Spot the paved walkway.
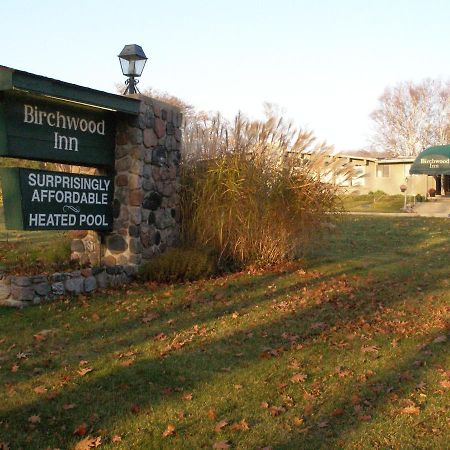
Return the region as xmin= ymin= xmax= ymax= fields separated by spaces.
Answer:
xmin=345 ymin=212 xmax=418 ymax=217
xmin=346 ymin=198 xmax=450 ymax=218
xmin=413 ymin=197 xmax=450 ymax=217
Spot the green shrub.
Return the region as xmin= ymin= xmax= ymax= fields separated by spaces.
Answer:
xmin=139 ymin=247 xmax=217 ymax=283
xmin=415 ymin=194 xmax=425 ymax=202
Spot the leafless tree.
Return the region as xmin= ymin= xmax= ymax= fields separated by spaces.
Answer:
xmin=370 ymin=79 xmax=450 ymax=157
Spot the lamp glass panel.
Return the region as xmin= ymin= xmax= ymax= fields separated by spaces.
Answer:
xmin=119 ymin=57 xmax=130 ymax=76
xmin=119 ymin=57 xmax=146 ymax=76
xmin=132 ymin=59 xmax=146 ymax=76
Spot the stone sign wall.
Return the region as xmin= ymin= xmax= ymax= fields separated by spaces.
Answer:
xmin=71 ymin=95 xmax=182 ymax=267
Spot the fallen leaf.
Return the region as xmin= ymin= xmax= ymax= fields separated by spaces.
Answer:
xmin=34 ymin=385 xmax=47 ymax=394
xmin=401 ymin=406 xmax=420 ymax=415
xmin=74 ymin=436 xmax=102 ymax=450
xmin=79 ymin=360 xmax=89 ymax=366
xmin=142 ymin=312 xmax=159 ymax=323
xmin=11 ymin=363 xmax=19 ymax=372
xmin=73 ymin=422 xmax=88 ymax=436
xmin=78 ymin=367 xmax=94 ymax=377
xmin=111 ymin=435 xmax=122 ymax=443
xmin=153 ymin=333 xmax=166 ymax=341
xmin=28 ymin=415 xmax=41 ymax=424
xmin=46 ymin=391 xmax=58 ymax=401
xmin=230 ymin=419 xmax=250 ymax=431
xmin=213 ymin=441 xmax=231 ymax=449
xmin=292 ymin=417 xmax=304 ymax=427
xmin=361 ymin=345 xmax=379 ymax=354
xmin=400 ymin=372 xmax=414 ymax=382
xmin=440 ymin=380 xmax=450 ymax=389
xmin=91 ymin=313 xmax=100 ymax=321
xmin=208 ymin=408 xmax=217 ymax=420
xmin=63 ymin=403 xmax=77 ymax=410
xmin=119 ymin=359 xmax=134 ymax=367
xmin=260 ymin=401 xmax=269 ymax=409
xmin=162 ymin=424 xmax=176 ymax=437
xmin=331 ymin=408 xmax=344 ymax=417
xmin=318 ymin=420 xmax=329 ymax=428
xmin=433 ymin=335 xmax=447 ymax=344
xmin=182 ymin=392 xmax=193 ymax=401
xmin=269 ymin=406 xmax=285 ymax=416
xmin=215 ymin=419 xmax=229 ymax=432
xmin=290 ymin=373 xmax=307 ymax=383
xmin=33 ymin=334 xmax=46 ymax=342
xmin=358 ymin=415 xmax=372 ymax=421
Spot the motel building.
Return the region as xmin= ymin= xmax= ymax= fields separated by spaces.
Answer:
xmin=303 ymin=145 xmax=450 ymax=199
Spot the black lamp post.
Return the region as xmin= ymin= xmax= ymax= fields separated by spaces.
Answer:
xmin=118 ymin=44 xmax=148 ymax=95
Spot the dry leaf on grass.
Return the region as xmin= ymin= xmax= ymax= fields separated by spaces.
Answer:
xmin=28 ymin=415 xmax=41 ymax=424
xmin=63 ymin=403 xmax=77 ymax=410
xmin=142 ymin=312 xmax=159 ymax=323
xmin=78 ymin=367 xmax=94 ymax=377
xmin=73 ymin=422 xmax=88 ymax=436
xmin=111 ymin=435 xmax=122 ymax=442
xmin=213 ymin=441 xmax=231 ymax=449
xmin=433 ymin=335 xmax=447 ymax=344
xmin=401 ymin=406 xmax=420 ymax=415
xmin=153 ymin=333 xmax=166 ymax=341
xmin=130 ymin=404 xmax=141 ymax=414
xmin=331 ymin=408 xmax=344 ymax=417
xmin=34 ymin=385 xmax=47 ymax=394
xmin=214 ymin=420 xmax=229 ymax=432
xmin=229 ymin=419 xmax=250 ymax=431
xmin=119 ymin=359 xmax=134 ymax=367
xmin=358 ymin=415 xmax=372 ymax=421
xmin=162 ymin=424 xmax=176 ymax=437
xmin=361 ymin=345 xmax=379 ymax=354
xmin=292 ymin=417 xmax=304 ymax=427
xmin=269 ymin=406 xmax=285 ymax=417
xmin=182 ymin=392 xmax=193 ymax=401
xmin=290 ymin=373 xmax=307 ymax=383
xmin=73 ymin=436 xmax=101 ymax=450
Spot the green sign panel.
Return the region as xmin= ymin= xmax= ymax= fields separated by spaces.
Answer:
xmin=0 ymin=168 xmax=113 ymax=231
xmin=410 ymin=145 xmax=450 ymax=175
xmin=0 ymin=91 xmax=116 ymax=167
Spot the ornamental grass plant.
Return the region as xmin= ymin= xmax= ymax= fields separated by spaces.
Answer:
xmin=180 ymin=107 xmax=351 ymax=268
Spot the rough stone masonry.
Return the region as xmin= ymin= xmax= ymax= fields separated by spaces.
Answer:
xmin=71 ymin=95 xmax=182 ymax=267
xmin=0 ymin=95 xmax=182 ymax=307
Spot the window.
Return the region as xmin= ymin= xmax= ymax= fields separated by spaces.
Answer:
xmin=377 ymin=165 xmax=390 ymax=177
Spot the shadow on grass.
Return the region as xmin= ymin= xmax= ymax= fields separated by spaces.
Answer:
xmin=0 ymin=217 xmax=449 ymax=448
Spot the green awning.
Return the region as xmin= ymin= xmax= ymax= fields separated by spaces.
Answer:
xmin=410 ymin=145 xmax=450 ymax=175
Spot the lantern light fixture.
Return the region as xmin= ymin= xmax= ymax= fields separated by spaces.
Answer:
xmin=118 ymin=44 xmax=148 ymax=95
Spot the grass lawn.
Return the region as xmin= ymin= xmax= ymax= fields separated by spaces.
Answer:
xmin=0 ymin=216 xmax=449 ymax=449
xmin=342 ymin=193 xmax=406 ymax=213
xmin=0 ymin=207 xmax=71 ymax=274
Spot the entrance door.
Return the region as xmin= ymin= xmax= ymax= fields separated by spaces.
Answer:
xmin=444 ymin=175 xmax=450 ymax=196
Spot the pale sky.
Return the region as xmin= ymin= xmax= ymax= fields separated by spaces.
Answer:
xmin=2 ymin=0 xmax=450 ymax=151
